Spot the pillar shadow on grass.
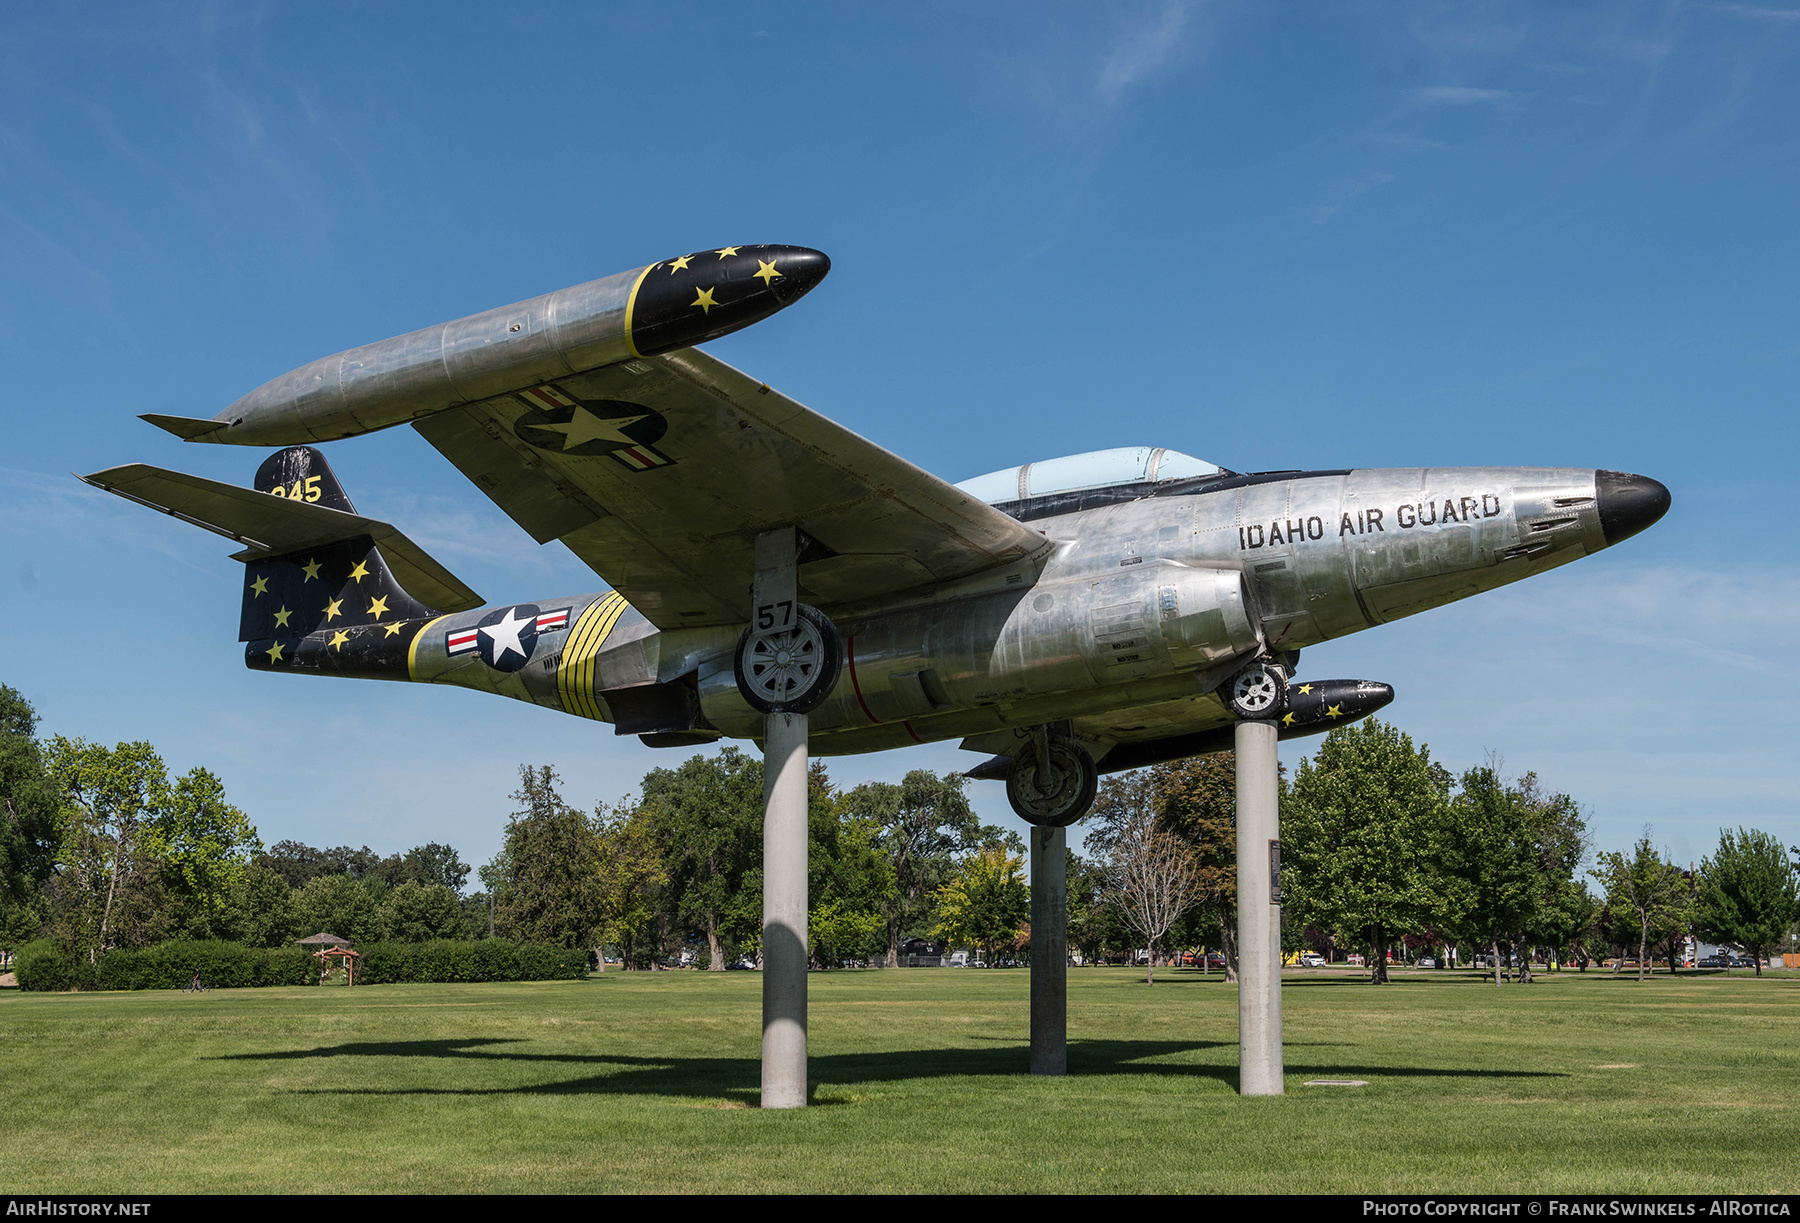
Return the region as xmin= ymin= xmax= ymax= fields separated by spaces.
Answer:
xmin=219 ymin=1038 xmax=1565 ymax=1102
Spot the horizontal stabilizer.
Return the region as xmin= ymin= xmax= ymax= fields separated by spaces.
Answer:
xmin=79 ymin=463 xmax=484 ymax=613
xmin=140 ymin=413 xmax=227 ymax=441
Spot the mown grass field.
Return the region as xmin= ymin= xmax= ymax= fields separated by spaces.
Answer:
xmin=3 ymin=966 xmax=1795 ymax=1194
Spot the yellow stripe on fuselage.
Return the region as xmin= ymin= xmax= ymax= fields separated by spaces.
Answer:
xmin=622 ymin=264 xmax=655 ymax=359
xmin=555 ymin=593 xmax=630 ymax=720
xmin=407 ymin=616 xmax=447 ymax=682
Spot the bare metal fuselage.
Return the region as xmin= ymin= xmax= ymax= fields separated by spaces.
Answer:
xmin=404 ymin=464 xmax=1620 ymax=763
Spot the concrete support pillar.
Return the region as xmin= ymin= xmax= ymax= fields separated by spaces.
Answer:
xmin=761 ymin=709 xmax=809 ymax=1109
xmin=1235 ymin=718 xmax=1283 ymax=1096
xmin=754 ymin=526 xmax=809 ymax=1110
xmin=1029 ymin=824 xmax=1067 ymax=1076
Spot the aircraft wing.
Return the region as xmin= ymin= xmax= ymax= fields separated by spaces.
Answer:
xmin=414 ymin=347 xmax=1049 ymax=628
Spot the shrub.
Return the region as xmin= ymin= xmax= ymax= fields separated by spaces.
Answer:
xmin=15 ymin=940 xmax=94 ymax=992
xmin=96 ymin=940 xmax=265 ymax=990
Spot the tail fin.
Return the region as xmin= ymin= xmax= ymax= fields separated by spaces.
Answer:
xmin=238 ymin=446 xmax=435 ymax=641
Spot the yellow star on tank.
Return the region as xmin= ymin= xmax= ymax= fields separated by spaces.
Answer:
xmin=273 ymin=605 xmax=293 ymax=628
xmin=301 ymin=558 xmax=323 ymax=581
xmin=367 ymin=596 xmax=389 ymax=619
xmin=250 ymin=575 xmax=269 ymax=597
xmin=329 ymin=630 xmax=349 ymax=651
xmin=348 ymin=561 xmax=369 ymax=584
xmin=1325 ymin=703 xmax=1343 ymax=719
xmin=324 ymin=597 xmax=344 ymax=621
xmin=691 ymin=287 xmax=719 ymax=314
xmin=382 ymin=621 xmax=404 ymax=637
xmin=265 ymin=641 xmax=285 ymax=662
xmin=1282 ymin=712 xmax=1296 ymax=727
xmin=668 ymin=254 xmax=693 ymax=273
xmin=754 ymin=259 xmax=782 ymax=285
xmin=713 ymin=246 xmax=740 ymax=259
xmin=1297 ymin=684 xmax=1313 ymax=695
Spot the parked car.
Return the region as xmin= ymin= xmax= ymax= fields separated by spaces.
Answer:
xmin=1299 ymin=953 xmax=1327 ymax=968
xmin=1416 ymin=957 xmax=1437 ymax=969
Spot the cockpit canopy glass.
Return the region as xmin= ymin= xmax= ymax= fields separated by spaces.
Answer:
xmin=954 ymin=447 xmax=1226 ymax=506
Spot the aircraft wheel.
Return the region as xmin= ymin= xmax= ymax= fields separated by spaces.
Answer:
xmin=1006 ymin=735 xmax=1098 ymax=827
xmin=1224 ymin=660 xmax=1289 ymax=721
xmin=734 ymin=603 xmax=842 ymax=715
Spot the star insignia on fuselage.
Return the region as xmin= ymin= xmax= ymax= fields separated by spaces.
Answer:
xmin=348 ymin=561 xmax=369 ymax=583
xmin=273 ymin=605 xmax=292 ymax=628
xmin=250 ymin=575 xmax=269 ymax=597
xmin=692 ymin=287 xmax=719 ymax=314
xmin=714 ymin=246 xmax=740 ymax=259
xmin=368 ymin=596 xmax=389 ymax=619
xmin=324 ymin=597 xmax=343 ymax=621
xmin=328 ymin=629 xmax=349 ymax=651
xmin=754 ymin=259 xmax=781 ymax=285
xmin=668 ymin=254 xmax=693 ymax=273
xmin=479 ymin=607 xmax=533 ymax=664
xmin=301 ymin=558 xmax=322 ymax=581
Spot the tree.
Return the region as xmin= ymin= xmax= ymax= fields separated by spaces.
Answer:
xmin=0 ymin=687 xmax=59 ymax=949
xmin=45 ymin=738 xmax=171 ymax=960
xmin=640 ymin=748 xmax=762 ymax=970
xmin=494 ymin=766 xmax=600 ymax=949
xmin=1697 ymin=828 xmax=1798 ymax=977
xmin=840 ymin=770 xmax=977 ymax=967
xmin=404 ymin=843 xmax=471 ymax=894
xmin=1593 ymin=831 xmax=1691 ymax=982
xmin=933 ymin=845 xmax=1028 ymax=967
xmin=152 ymin=766 xmax=262 ymax=938
xmin=1106 ymin=791 xmax=1203 ymax=984
xmin=1152 ymin=756 xmax=1241 ymax=981
xmin=382 ymin=880 xmax=472 ymax=942
xmin=1282 ymin=719 xmax=1451 ymax=984
xmin=292 ymin=873 xmax=382 ymax=946
xmin=225 ymin=863 xmax=297 ymax=948
xmin=1447 ymin=766 xmax=1542 ymax=986
xmin=593 ymin=801 xmax=666 ymax=969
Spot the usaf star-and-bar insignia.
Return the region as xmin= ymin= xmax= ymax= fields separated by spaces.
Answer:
xmin=511 ymin=384 xmax=676 ymax=472
xmin=447 ymin=605 xmax=570 ymax=672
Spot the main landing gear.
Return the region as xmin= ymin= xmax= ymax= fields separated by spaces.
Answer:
xmin=1005 ymin=722 xmax=1099 ymax=828
xmin=734 ymin=602 xmax=841 ymax=714
xmin=1223 ymin=658 xmax=1290 ymax=721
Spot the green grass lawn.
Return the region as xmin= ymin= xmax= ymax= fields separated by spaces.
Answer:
xmin=3 ymin=966 xmax=1795 ymax=1194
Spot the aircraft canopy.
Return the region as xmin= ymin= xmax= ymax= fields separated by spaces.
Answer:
xmin=954 ymin=447 xmax=1225 ymax=506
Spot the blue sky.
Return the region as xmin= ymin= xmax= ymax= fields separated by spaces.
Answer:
xmin=2 ymin=2 xmax=1794 ymax=872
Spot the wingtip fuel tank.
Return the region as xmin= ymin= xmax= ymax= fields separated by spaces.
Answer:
xmin=157 ymin=244 xmax=829 ymax=448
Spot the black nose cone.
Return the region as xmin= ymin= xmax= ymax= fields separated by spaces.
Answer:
xmin=766 ymin=246 xmax=829 ymax=305
xmin=1596 ymin=471 xmax=1672 ymax=546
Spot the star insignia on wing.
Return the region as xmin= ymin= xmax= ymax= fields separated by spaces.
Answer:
xmin=668 ymin=254 xmax=693 ymax=273
xmin=535 ymin=407 xmax=650 ymax=449
xmin=323 ymin=597 xmax=343 ymax=621
xmin=754 ymin=259 xmax=781 ymax=285
xmin=250 ymin=575 xmax=269 ymax=597
xmin=328 ymin=630 xmax=349 ymax=651
xmin=367 ymin=596 xmax=389 ymax=620
xmin=713 ymin=246 xmax=740 ymax=259
xmin=265 ymin=641 xmax=285 ymax=663
xmin=348 ymin=561 xmax=369 ymax=584
xmin=301 ymin=558 xmax=322 ymax=581
xmin=691 ymin=287 xmax=719 ymax=314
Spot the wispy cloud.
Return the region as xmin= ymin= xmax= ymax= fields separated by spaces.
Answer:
xmin=1367 ymin=131 xmax=1448 ymax=152
xmin=1097 ymin=1 xmax=1195 ymax=104
xmin=1311 ymin=170 xmax=1396 ymax=225
xmin=1711 ymin=3 xmax=1800 ymax=21
xmin=1412 ymin=85 xmax=1523 ymax=107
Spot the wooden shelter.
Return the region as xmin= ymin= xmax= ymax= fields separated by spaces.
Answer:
xmin=297 ymin=932 xmax=359 ymax=985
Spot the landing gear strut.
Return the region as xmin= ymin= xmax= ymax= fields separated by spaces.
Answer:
xmin=1005 ymin=724 xmax=1098 ymax=827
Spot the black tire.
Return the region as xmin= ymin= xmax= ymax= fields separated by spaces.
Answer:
xmin=1006 ymin=736 xmax=1099 ymax=827
xmin=1225 ymin=661 xmax=1289 ymax=720
xmin=734 ymin=603 xmax=843 ymax=715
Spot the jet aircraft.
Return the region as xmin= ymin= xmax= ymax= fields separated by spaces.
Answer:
xmin=83 ymin=244 xmax=1671 ymax=827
